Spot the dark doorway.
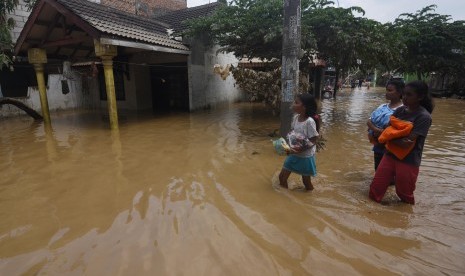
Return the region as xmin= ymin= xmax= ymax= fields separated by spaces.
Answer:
xmin=0 ymin=64 xmax=41 ymax=98
xmin=98 ymin=58 xmax=128 ymax=101
xmin=150 ymin=63 xmax=189 ymax=112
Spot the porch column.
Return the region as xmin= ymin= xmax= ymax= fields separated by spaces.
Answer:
xmin=94 ymin=40 xmax=118 ymax=130
xmin=28 ymin=48 xmax=50 ymax=125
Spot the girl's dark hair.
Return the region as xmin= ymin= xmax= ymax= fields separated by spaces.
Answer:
xmin=405 ymin=80 xmax=435 ymax=113
xmin=297 ymin=93 xmax=321 ymax=132
xmin=386 ymin=79 xmax=405 ymax=95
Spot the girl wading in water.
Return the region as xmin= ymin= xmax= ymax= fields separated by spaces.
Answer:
xmin=369 ymin=81 xmax=434 ymax=204
xmin=279 ymin=94 xmax=320 ymax=191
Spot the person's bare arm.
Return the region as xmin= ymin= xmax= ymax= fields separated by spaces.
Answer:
xmin=287 ymin=136 xmax=318 ymax=154
xmin=367 ymin=120 xmax=383 ymax=136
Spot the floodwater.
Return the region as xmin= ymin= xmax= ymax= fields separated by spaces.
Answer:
xmin=1 ymin=87 xmax=464 ymax=275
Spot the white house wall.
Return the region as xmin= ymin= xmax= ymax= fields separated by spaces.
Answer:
xmin=2 ymin=1 xmax=103 ymax=118
xmin=188 ymin=44 xmax=242 ymax=111
xmin=0 ymin=73 xmax=101 ymax=118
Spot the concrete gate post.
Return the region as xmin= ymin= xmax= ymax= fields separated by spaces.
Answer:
xmin=280 ymin=0 xmax=301 ymax=137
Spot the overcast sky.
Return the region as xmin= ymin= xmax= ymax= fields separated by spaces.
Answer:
xmin=186 ymin=0 xmax=464 ymax=23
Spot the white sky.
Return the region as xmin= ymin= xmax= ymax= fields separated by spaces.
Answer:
xmin=186 ymin=0 xmax=465 ymax=23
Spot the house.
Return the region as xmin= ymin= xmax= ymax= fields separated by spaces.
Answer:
xmin=1 ymin=0 xmax=241 ymax=129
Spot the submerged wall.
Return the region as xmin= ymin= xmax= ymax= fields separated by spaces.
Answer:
xmin=1 ymin=1 xmax=102 ymax=118
xmin=188 ymin=41 xmax=243 ymax=111
xmin=1 ymin=46 xmax=243 ymax=118
xmin=3 ymin=1 xmax=242 ymax=118
xmin=0 ymin=72 xmax=100 ymax=118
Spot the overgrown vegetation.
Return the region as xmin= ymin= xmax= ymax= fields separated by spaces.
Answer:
xmin=394 ymin=5 xmax=465 ymax=80
xmin=0 ymin=0 xmax=35 ymax=70
xmin=231 ymin=66 xmax=309 ymax=113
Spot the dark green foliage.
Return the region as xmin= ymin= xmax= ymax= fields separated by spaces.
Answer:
xmin=394 ymin=5 xmax=465 ymax=80
xmin=1 ymin=0 xmax=17 ymax=69
xmin=1 ymin=0 xmax=36 ymax=70
xmin=185 ymin=0 xmax=285 ymax=61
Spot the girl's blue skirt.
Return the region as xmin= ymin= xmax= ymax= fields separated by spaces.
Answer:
xmin=283 ymin=155 xmax=317 ymax=176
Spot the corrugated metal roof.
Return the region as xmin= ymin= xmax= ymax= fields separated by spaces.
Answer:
xmin=57 ymin=0 xmax=189 ymax=51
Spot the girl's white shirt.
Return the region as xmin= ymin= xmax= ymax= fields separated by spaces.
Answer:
xmin=291 ymin=114 xmax=319 ymax=157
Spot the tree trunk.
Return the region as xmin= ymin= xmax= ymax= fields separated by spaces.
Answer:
xmin=0 ymin=98 xmax=43 ymax=120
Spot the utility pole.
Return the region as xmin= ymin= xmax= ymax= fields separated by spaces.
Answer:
xmin=280 ymin=0 xmax=301 ymax=137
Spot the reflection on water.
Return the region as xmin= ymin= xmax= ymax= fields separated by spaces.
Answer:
xmin=1 ymin=88 xmax=464 ymax=275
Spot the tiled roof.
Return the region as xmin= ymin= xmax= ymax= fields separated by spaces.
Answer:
xmin=57 ymin=0 xmax=189 ymax=51
xmin=156 ymin=2 xmax=220 ymax=33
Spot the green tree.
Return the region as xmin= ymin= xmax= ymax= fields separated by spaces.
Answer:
xmin=394 ymin=5 xmax=465 ymax=80
xmin=444 ymin=20 xmax=465 ymax=90
xmin=303 ymin=4 xmax=404 ymax=97
xmin=0 ymin=0 xmax=17 ymax=69
xmin=186 ymin=0 xmax=285 ymax=61
xmin=303 ymin=4 xmax=366 ymax=97
xmin=372 ymin=22 xmax=406 ymax=73
xmin=0 ymin=0 xmax=35 ymax=70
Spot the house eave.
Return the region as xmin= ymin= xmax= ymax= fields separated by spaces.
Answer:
xmin=99 ymin=38 xmax=190 ymax=55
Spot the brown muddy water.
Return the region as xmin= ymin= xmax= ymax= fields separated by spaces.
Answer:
xmin=1 ymin=87 xmax=464 ymax=275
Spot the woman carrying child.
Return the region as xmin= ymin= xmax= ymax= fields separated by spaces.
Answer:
xmin=369 ymin=81 xmax=434 ymax=204
xmin=279 ymin=94 xmax=320 ymax=191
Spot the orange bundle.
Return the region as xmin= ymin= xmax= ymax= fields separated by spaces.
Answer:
xmin=378 ymin=116 xmax=416 ymax=160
